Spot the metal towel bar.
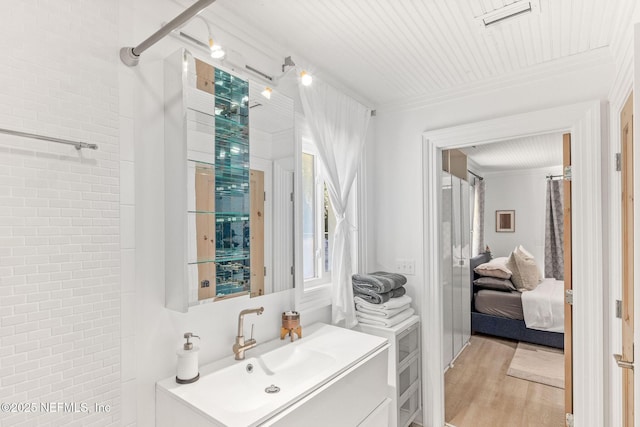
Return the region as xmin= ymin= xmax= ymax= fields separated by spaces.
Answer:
xmin=0 ymin=127 xmax=98 ymax=151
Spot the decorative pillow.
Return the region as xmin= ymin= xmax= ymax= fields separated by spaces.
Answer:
xmin=516 ymin=245 xmax=534 ymax=259
xmin=473 ymin=277 xmax=516 ymax=292
xmin=506 ymin=250 xmax=540 ymax=291
xmin=514 ymin=245 xmax=543 ymax=283
xmin=474 ymin=260 xmax=512 ymax=279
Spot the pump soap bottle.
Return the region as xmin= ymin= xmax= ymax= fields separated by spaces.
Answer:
xmin=176 ymin=332 xmax=200 ymax=384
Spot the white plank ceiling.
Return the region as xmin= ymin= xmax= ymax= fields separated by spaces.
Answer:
xmin=460 ymin=132 xmax=564 ymax=172
xmin=208 ymin=0 xmax=635 ymax=107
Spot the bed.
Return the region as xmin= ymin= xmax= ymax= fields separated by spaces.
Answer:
xmin=470 ymin=252 xmax=564 ymax=349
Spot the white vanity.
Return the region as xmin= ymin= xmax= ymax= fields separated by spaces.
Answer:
xmin=156 ymin=323 xmax=390 ymax=427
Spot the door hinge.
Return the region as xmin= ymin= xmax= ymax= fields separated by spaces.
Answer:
xmin=565 ymin=289 xmax=573 ymax=305
xmin=566 ymin=413 xmax=574 ymax=427
xmin=614 ymin=353 xmax=634 ymax=370
xmin=615 ymin=153 xmax=622 ymax=172
xmin=264 ymin=191 xmax=267 ymax=201
xmin=564 ymin=165 xmax=572 ymax=181
xmin=264 ymin=266 xmax=267 ymax=276
xmin=290 ymin=266 xmax=294 ymax=275
xmin=616 ymin=299 xmax=623 ymax=318
xmin=290 ymin=192 xmax=294 ymax=202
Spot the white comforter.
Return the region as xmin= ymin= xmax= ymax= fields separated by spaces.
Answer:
xmin=521 ymin=278 xmax=565 ymax=333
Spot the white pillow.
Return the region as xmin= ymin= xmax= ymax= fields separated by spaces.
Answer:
xmin=474 ymin=259 xmax=512 ymax=279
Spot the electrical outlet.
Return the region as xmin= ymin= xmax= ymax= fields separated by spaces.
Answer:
xmin=404 ymin=259 xmax=415 ymax=275
xmin=395 ymin=259 xmax=416 ymax=276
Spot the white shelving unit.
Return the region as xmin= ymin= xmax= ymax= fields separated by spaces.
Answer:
xmin=355 ymin=315 xmax=421 ymax=427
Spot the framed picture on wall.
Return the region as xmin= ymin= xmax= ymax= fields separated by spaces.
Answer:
xmin=496 ymin=210 xmax=515 ymax=232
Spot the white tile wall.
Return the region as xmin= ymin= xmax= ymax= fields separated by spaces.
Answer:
xmin=0 ymin=1 xmax=120 ymax=426
xmin=118 ymin=1 xmax=137 ymax=424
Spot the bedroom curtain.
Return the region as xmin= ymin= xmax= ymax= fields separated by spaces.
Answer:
xmin=544 ymin=179 xmax=564 ymax=280
xmin=472 ymin=179 xmax=485 ymax=256
xmin=299 ymin=78 xmax=372 ymax=328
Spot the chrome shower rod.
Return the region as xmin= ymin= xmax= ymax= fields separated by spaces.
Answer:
xmin=120 ymin=0 xmax=217 ymax=67
xmin=0 ymin=127 xmax=98 ymax=150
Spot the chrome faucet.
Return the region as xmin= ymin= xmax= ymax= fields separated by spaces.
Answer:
xmin=233 ymin=307 xmax=264 ymax=360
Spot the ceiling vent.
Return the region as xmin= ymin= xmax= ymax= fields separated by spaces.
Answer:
xmin=477 ymin=0 xmax=540 ymax=28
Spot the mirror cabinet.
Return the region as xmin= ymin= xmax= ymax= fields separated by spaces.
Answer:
xmin=164 ymin=49 xmax=295 ymax=312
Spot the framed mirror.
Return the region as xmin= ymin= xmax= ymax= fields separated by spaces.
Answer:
xmin=165 ymin=49 xmax=296 ymax=312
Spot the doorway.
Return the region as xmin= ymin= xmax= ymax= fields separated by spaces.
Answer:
xmin=441 ymin=133 xmax=570 ymax=426
xmin=421 ymin=102 xmax=606 ymax=427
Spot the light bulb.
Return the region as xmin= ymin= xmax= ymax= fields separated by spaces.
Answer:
xmin=209 ymin=38 xmax=225 ymax=59
xmin=300 ymin=70 xmax=313 ymax=86
xmin=210 ymin=46 xmax=225 ymax=59
xmin=211 ymin=49 xmax=225 ymax=59
xmin=261 ymin=87 xmax=272 ymax=99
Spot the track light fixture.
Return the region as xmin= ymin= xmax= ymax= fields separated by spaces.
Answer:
xmin=282 ymin=56 xmax=296 ymax=73
xmin=282 ymin=56 xmax=313 ymax=86
xmin=261 ymin=87 xmax=272 ymax=99
xmin=198 ymin=16 xmax=225 ymax=59
xmin=169 ymin=17 xmax=225 ymax=61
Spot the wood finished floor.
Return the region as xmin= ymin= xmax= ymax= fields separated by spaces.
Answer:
xmin=444 ymin=335 xmax=564 ymax=427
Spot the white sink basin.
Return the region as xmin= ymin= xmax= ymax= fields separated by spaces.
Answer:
xmin=258 ymin=345 xmax=336 ymax=381
xmin=156 ymin=323 xmax=388 ymax=427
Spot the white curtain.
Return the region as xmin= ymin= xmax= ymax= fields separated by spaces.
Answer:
xmin=299 ymin=80 xmax=371 ymax=328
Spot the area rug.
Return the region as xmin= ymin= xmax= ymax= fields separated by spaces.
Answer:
xmin=507 ymin=342 xmax=564 ymax=389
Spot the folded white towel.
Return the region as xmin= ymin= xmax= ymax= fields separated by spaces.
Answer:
xmin=355 ymin=303 xmax=410 ymax=318
xmin=354 ymin=294 xmax=412 ymax=310
xmin=356 ymin=308 xmax=415 ymax=327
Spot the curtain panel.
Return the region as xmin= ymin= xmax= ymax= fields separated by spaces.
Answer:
xmin=472 ymin=179 xmax=485 ymax=256
xmin=299 ymin=79 xmax=371 ymax=327
xmin=544 ymin=179 xmax=564 ymax=280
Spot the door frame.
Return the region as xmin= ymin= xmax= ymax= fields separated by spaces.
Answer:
xmin=621 ymin=91 xmax=635 ymax=427
xmin=627 ymin=24 xmax=640 ymax=426
xmin=563 ymin=133 xmax=573 ymax=415
xmin=421 ymin=101 xmax=605 ymax=427
xmin=634 ymin=25 xmax=640 ymax=421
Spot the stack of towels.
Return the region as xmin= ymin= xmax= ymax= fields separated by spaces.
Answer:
xmin=352 ymin=271 xmax=415 ymax=327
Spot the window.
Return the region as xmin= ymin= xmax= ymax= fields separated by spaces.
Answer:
xmin=301 ymin=149 xmax=335 ymax=288
xmin=296 ymin=117 xmax=363 ymax=312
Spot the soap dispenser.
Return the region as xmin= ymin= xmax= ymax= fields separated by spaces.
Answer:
xmin=176 ymin=332 xmax=200 ymax=384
